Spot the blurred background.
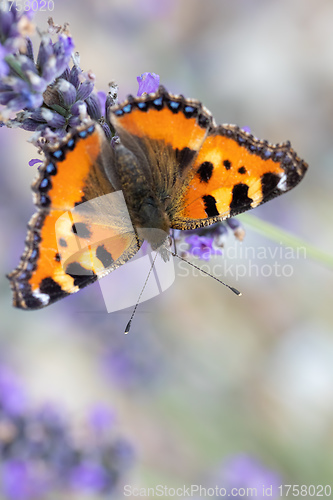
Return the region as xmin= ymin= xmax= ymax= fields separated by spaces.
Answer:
xmin=1 ymin=0 xmax=333 ymax=498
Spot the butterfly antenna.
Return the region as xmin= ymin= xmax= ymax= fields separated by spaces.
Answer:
xmin=171 ymin=229 xmax=178 ymax=255
xmin=169 ymin=250 xmax=242 ymax=297
xmin=124 ymin=251 xmax=159 ymax=334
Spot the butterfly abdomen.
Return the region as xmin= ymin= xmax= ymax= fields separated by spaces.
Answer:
xmin=113 ymin=143 xmax=171 ymax=246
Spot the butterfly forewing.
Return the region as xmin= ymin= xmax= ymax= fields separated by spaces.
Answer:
xmin=8 ymin=123 xmax=140 ymax=309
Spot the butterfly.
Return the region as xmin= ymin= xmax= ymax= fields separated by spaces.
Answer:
xmin=8 ymin=86 xmax=308 ymax=309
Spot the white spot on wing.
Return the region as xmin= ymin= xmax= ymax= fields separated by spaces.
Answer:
xmin=277 ymin=174 xmax=288 ymax=191
xmin=33 ymin=289 xmax=50 ymax=306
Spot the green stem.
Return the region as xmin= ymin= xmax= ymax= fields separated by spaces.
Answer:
xmin=5 ymin=54 xmax=27 ymax=81
xmin=239 ymin=213 xmax=333 ymax=269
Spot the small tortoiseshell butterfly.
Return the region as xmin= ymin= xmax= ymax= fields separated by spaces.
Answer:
xmin=8 ymin=86 xmax=308 ymax=309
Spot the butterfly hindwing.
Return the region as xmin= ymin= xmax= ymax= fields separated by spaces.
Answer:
xmin=173 ymin=125 xmax=308 ymax=229
xmin=8 ymin=123 xmax=140 ymax=309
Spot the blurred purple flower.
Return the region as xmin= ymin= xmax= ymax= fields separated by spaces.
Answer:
xmin=97 ymin=90 xmax=107 ymax=112
xmin=0 ymin=366 xmax=27 ymax=416
xmin=137 ymin=72 xmax=160 ymax=96
xmin=0 ymin=5 xmax=34 ymax=54
xmin=0 ymin=43 xmax=9 ymax=77
xmin=71 ymin=462 xmax=108 ymax=492
xmin=185 ymin=234 xmax=223 ymax=261
xmin=0 ymin=364 xmax=134 ymax=497
xmin=174 ymin=220 xmax=245 ymax=261
xmin=89 ymin=404 xmax=115 ymax=434
xmin=219 ymin=454 xmax=282 ymax=499
xmin=103 ymin=329 xmax=164 ymax=390
xmin=1 ymin=460 xmax=48 ymax=500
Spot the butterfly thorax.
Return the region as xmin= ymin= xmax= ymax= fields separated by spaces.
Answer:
xmin=112 ymin=143 xmax=171 ymax=250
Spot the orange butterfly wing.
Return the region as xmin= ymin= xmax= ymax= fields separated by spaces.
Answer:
xmin=8 ymin=123 xmax=140 ymax=309
xmin=173 ymin=125 xmax=308 ymax=229
xmin=110 ymin=86 xmax=308 ymax=231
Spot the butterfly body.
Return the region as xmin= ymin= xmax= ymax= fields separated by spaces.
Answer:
xmin=111 ymin=143 xmax=171 ymax=249
xmin=8 ymin=86 xmax=308 ymax=309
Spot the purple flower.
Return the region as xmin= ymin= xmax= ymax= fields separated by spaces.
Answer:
xmin=218 ymin=454 xmax=282 ymax=499
xmin=103 ymin=329 xmax=164 ymax=390
xmin=0 ymin=364 xmax=134 ymax=497
xmin=1 ymin=460 xmax=48 ymax=500
xmin=0 ymin=43 xmax=9 ymax=77
xmin=0 ymin=5 xmax=34 ymax=55
xmin=0 ymin=366 xmax=27 ymax=415
xmin=185 ymin=234 xmax=223 ymax=261
xmin=89 ymin=404 xmax=115 ymax=434
xmin=0 ymin=33 xmax=74 ymax=112
xmin=137 ymin=72 xmax=160 ymax=96
xmin=97 ymin=90 xmax=107 ymax=113
xmin=70 ymin=463 xmax=109 ymax=492
xmin=174 ymin=220 xmax=245 ymax=261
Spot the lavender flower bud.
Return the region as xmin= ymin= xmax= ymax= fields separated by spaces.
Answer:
xmin=76 ymin=80 xmax=94 ymax=101
xmin=56 ymin=78 xmax=77 ymax=108
xmin=86 ymin=93 xmax=102 ymax=120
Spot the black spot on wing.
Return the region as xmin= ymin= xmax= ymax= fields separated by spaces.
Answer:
xmin=261 ymin=172 xmax=281 ymax=198
xmin=202 ymin=195 xmax=219 ymax=217
xmin=175 ymin=147 xmax=196 ymax=173
xmin=65 ymin=262 xmax=97 ymax=288
xmin=230 ymin=183 xmax=253 ymax=213
xmin=71 ymin=222 xmax=92 ymax=239
xmin=238 ymin=166 xmax=246 ymax=174
xmin=55 ymin=253 xmax=61 ymax=262
xmin=59 ymin=238 xmax=67 ymax=248
xmin=39 ymin=277 xmax=68 ymax=300
xmin=24 ymin=295 xmax=44 ymax=309
xmin=197 ymin=161 xmax=214 ymax=183
xmin=96 ymin=245 xmax=114 ymax=268
xmin=223 ymin=159 xmax=231 ymax=170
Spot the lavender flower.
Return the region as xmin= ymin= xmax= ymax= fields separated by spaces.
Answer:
xmin=0 ymin=365 xmax=133 ymax=498
xmin=0 ymin=5 xmax=113 ymax=143
xmin=0 ymin=6 xmax=34 ymax=55
xmin=0 ymin=43 xmax=9 ymax=77
xmin=0 ymin=29 xmax=74 ymax=112
xmin=137 ymin=72 xmax=160 ymax=96
xmin=103 ymin=330 xmax=165 ymax=390
xmin=185 ymin=234 xmax=223 ymax=261
xmin=217 ymin=454 xmax=282 ymax=499
xmin=174 ymin=220 xmax=245 ymax=261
